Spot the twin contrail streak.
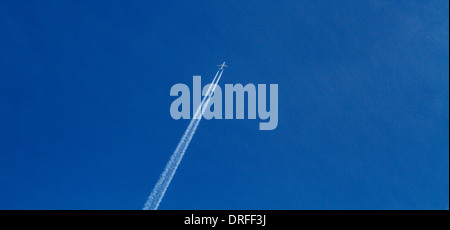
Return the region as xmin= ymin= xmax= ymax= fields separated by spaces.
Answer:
xmin=143 ymin=66 xmax=224 ymax=210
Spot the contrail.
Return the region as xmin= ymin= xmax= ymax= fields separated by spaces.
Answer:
xmin=143 ymin=66 xmax=225 ymax=210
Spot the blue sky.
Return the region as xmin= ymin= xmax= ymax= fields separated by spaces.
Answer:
xmin=0 ymin=1 xmax=448 ymax=209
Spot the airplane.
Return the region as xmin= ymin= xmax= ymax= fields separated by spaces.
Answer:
xmin=217 ymin=62 xmax=228 ymax=70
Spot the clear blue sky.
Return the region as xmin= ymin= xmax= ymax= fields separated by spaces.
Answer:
xmin=0 ymin=1 xmax=448 ymax=210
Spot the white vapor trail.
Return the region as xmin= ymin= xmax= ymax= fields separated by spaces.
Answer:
xmin=143 ymin=67 xmax=224 ymax=210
